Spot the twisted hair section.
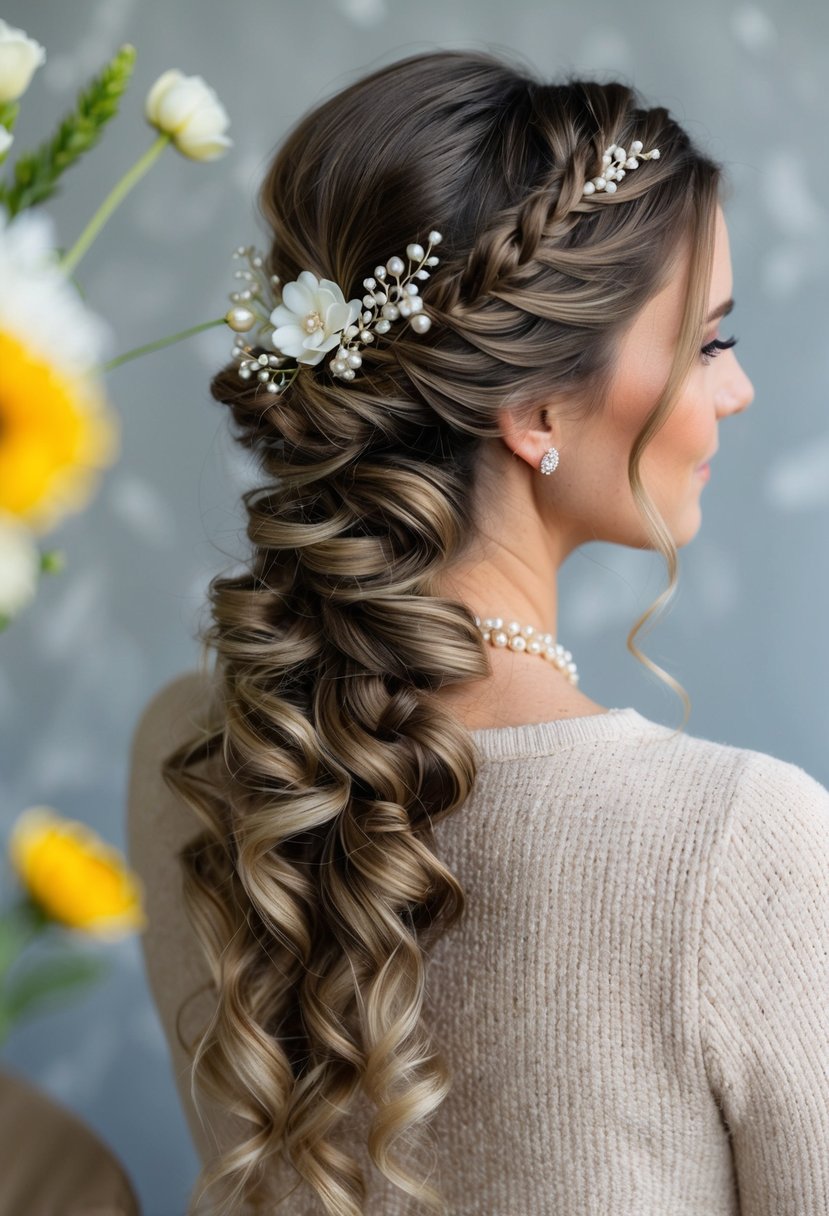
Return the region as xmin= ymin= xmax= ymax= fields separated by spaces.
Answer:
xmin=160 ymin=48 xmax=724 ymax=1215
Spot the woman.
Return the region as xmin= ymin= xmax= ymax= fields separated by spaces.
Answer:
xmin=127 ymin=48 xmax=829 ymax=1215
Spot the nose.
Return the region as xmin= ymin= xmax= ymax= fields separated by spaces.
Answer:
xmin=715 ymin=361 xmax=754 ymax=417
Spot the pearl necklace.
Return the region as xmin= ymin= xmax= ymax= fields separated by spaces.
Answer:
xmin=474 ymin=615 xmax=579 ymax=686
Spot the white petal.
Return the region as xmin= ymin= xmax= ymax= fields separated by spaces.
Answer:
xmin=302 ymin=328 xmax=325 ymax=350
xmin=297 ymin=270 xmax=321 ymax=294
xmin=317 ymin=332 xmax=342 ymax=354
xmin=144 ymin=69 xmax=183 ymax=123
xmin=296 ymin=345 xmax=326 ymax=365
xmin=325 ymin=301 xmax=351 ymax=333
xmin=156 ymin=77 xmax=212 ymax=133
xmin=269 ymin=303 xmax=297 ymax=328
xmin=272 ymin=324 xmax=307 ymax=355
xmin=0 ymin=513 xmax=39 ymax=617
xmin=282 ymin=278 xmax=316 ymax=316
xmin=175 ymin=131 xmax=233 ymax=162
xmin=317 ymin=277 xmax=346 ymax=304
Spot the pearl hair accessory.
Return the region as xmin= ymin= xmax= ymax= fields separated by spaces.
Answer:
xmin=224 ymin=231 xmax=443 ymax=391
xmin=582 ymin=139 xmax=660 ymax=195
xmin=475 ymin=615 xmax=579 ymax=686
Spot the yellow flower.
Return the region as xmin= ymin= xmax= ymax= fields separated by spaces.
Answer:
xmin=0 ymin=330 xmax=119 ymax=532
xmin=9 ymin=806 xmax=148 ymax=940
xmin=0 ymin=207 xmax=120 ymax=534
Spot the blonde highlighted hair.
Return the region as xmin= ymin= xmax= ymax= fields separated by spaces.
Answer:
xmin=162 ymin=47 xmax=724 ymax=1215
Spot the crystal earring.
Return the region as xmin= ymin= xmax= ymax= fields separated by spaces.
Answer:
xmin=539 ymin=446 xmax=560 ymax=475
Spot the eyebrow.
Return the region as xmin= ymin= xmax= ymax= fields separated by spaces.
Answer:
xmin=707 ymin=297 xmax=734 ymax=324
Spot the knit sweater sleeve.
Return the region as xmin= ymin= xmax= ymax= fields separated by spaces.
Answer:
xmin=698 ymin=750 xmax=829 ymax=1213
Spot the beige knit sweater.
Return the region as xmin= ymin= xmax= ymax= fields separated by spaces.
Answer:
xmin=127 ymin=671 xmax=829 ymax=1214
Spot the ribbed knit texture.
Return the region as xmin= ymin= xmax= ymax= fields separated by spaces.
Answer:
xmin=127 ymin=677 xmax=829 ymax=1215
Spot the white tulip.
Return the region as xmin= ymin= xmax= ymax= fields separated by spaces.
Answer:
xmin=0 ymin=512 xmax=40 ymax=622
xmin=0 ymin=126 xmax=12 ymax=155
xmin=0 ymin=18 xmax=46 ymax=104
xmin=270 ymin=272 xmax=363 ymax=366
xmin=144 ymin=68 xmax=232 ymax=162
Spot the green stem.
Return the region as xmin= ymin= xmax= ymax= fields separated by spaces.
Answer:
xmin=0 ymin=898 xmax=48 ymax=986
xmin=98 ymin=317 xmax=228 ymax=374
xmin=58 ymin=131 xmax=172 ymax=278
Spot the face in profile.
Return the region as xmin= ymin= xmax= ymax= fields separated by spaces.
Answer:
xmin=546 ymin=203 xmax=755 ymax=552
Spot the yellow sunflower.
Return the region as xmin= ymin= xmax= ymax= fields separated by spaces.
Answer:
xmin=0 ymin=207 xmax=120 ymax=535
xmin=9 ymin=805 xmax=148 ymax=941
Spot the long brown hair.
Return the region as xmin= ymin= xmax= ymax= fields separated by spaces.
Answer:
xmin=162 ymin=47 xmax=723 ymax=1215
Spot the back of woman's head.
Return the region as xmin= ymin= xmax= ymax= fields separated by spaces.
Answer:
xmin=163 ymin=47 xmax=724 ymax=1216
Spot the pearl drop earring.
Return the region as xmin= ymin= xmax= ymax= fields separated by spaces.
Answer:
xmin=540 ymin=446 xmax=559 ymax=475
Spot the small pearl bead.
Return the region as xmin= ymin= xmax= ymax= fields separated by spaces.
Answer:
xmin=474 ymin=616 xmax=578 ymax=685
xmin=225 ymin=305 xmax=256 ymax=332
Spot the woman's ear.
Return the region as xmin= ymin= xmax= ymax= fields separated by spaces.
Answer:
xmin=495 ymin=400 xmax=560 ymax=471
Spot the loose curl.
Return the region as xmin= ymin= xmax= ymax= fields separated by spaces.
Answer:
xmin=162 ymin=47 xmax=725 ymax=1215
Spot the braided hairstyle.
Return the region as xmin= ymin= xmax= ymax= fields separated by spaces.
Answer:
xmin=162 ymin=47 xmax=724 ymax=1216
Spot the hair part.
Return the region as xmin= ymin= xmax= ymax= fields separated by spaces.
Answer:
xmin=161 ymin=47 xmax=724 ymax=1215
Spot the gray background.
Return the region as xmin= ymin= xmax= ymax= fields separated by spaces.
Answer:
xmin=0 ymin=1 xmax=827 ymax=1213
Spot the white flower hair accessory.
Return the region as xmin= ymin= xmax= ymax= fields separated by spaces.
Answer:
xmin=224 ymin=230 xmax=443 ymax=391
xmin=582 ymin=139 xmax=660 ymax=194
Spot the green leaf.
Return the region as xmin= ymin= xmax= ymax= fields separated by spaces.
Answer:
xmin=1 ymin=951 xmax=109 ymax=1026
xmin=0 ymin=43 xmax=137 ymax=218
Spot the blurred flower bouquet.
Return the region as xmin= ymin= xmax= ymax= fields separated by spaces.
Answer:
xmin=0 ymin=16 xmax=232 ymax=1035
xmin=0 ymin=16 xmax=232 ymax=629
xmin=0 ymin=806 xmax=146 ymax=1045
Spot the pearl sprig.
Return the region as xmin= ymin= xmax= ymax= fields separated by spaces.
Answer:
xmin=328 ymin=230 xmax=442 ymax=381
xmin=474 ymin=615 xmax=579 ymax=686
xmin=582 ymin=140 xmax=660 ymax=195
xmin=223 ymin=232 xmax=443 ymax=392
xmin=226 ymin=245 xmax=295 ymax=394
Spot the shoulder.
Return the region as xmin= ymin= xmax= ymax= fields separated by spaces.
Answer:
xmin=129 ymin=667 xmax=218 ymax=762
xmin=634 ymin=715 xmax=828 ymax=809
xmin=723 ymin=747 xmax=829 ymax=856
xmin=126 ymin=667 xmax=221 ymax=862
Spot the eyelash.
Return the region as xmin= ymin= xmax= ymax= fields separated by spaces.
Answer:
xmin=700 ymin=334 xmax=738 ymax=365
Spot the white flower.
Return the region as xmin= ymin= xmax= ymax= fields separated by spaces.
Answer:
xmin=0 ymin=206 xmax=113 ymax=373
xmin=0 ymin=126 xmax=12 ymax=155
xmin=270 ymin=272 xmax=363 ymax=366
xmin=0 ymin=511 xmax=40 ymax=621
xmin=0 ymin=18 xmax=46 ymax=104
xmin=144 ymin=68 xmax=232 ymax=162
